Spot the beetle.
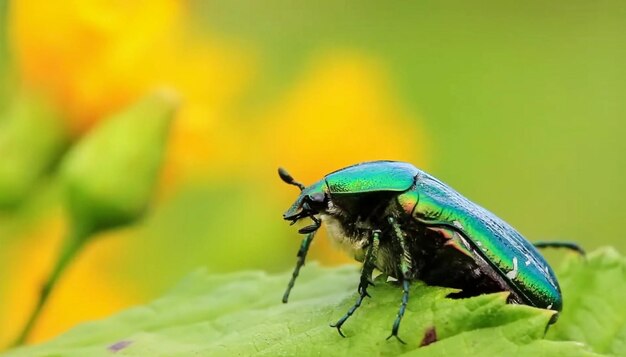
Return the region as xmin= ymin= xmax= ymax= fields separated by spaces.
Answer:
xmin=279 ymin=160 xmax=584 ymax=342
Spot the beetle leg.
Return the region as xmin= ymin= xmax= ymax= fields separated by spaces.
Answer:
xmin=387 ymin=216 xmax=411 ymax=344
xmin=282 ymin=230 xmax=317 ymax=303
xmin=357 ymin=230 xmax=380 ymax=298
xmin=387 ymin=279 xmax=410 ymax=344
xmin=330 ymin=230 xmax=381 ymax=337
xmin=533 ymin=241 xmax=585 ymax=256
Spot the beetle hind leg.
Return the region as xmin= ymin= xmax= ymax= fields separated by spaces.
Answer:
xmin=533 ymin=241 xmax=585 ymax=256
xmin=330 ymin=230 xmax=381 ymax=337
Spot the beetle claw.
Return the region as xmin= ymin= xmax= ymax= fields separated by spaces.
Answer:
xmin=358 ymin=285 xmax=371 ymax=298
xmin=329 ymin=323 xmax=347 ymax=338
xmin=386 ymin=333 xmax=407 ymax=344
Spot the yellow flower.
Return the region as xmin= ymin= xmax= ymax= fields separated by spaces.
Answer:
xmin=10 ymin=0 xmax=182 ymax=132
xmin=10 ymin=0 xmax=255 ymax=188
xmin=255 ymin=52 xmax=430 ymax=264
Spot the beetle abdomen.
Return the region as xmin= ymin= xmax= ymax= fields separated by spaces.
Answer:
xmin=412 ymin=172 xmax=562 ymax=311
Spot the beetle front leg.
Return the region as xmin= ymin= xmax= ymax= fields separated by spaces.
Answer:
xmin=330 ymin=229 xmax=381 ymax=337
xmin=282 ymin=230 xmax=317 ymax=303
xmin=387 ymin=216 xmax=412 ymax=344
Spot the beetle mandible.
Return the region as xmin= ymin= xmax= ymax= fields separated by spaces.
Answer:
xmin=279 ymin=160 xmax=583 ymax=342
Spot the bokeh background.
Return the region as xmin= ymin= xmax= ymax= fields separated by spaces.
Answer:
xmin=0 ymin=0 xmax=625 ymax=347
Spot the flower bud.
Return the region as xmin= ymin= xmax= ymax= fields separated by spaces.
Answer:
xmin=0 ymin=92 xmax=67 ymax=207
xmin=60 ymin=90 xmax=178 ymax=234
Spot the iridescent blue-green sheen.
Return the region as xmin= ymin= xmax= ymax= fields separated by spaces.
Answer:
xmin=408 ymin=170 xmax=562 ymax=311
xmin=283 ymin=179 xmax=326 ymax=219
xmin=325 ymin=161 xmax=418 ymax=194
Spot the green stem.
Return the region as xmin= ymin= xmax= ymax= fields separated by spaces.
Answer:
xmin=11 ymin=224 xmax=91 ymax=347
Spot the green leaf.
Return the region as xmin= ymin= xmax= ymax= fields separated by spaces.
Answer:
xmin=547 ymin=248 xmax=626 ymax=356
xmin=5 ymin=250 xmax=622 ymax=357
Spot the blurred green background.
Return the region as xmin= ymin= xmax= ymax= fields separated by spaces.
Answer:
xmin=0 ymin=0 xmax=624 ymax=347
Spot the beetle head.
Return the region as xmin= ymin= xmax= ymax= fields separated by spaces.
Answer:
xmin=279 ymin=167 xmax=329 ymax=232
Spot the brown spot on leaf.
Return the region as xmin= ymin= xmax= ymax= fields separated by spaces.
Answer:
xmin=419 ymin=326 xmax=437 ymax=347
xmin=108 ymin=340 xmax=133 ymax=353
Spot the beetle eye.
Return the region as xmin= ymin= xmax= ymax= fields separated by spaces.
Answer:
xmin=305 ymin=192 xmax=327 ymax=211
xmin=309 ymin=192 xmax=325 ymax=203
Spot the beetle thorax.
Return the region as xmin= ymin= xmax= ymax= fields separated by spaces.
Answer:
xmin=318 ymin=193 xmax=401 ymax=262
xmin=321 ymin=214 xmax=370 ymax=262
xmin=320 ymin=201 xmax=372 ymax=262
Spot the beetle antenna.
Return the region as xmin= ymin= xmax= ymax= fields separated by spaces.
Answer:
xmin=278 ymin=167 xmax=305 ymax=191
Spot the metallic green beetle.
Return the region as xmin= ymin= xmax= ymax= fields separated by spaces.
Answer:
xmin=279 ymin=160 xmax=583 ymax=342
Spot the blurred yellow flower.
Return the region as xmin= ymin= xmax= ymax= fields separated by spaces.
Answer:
xmin=10 ymin=0 xmax=255 ymax=188
xmin=10 ymin=0 xmax=182 ymax=132
xmin=255 ymin=52 xmax=430 ymax=264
